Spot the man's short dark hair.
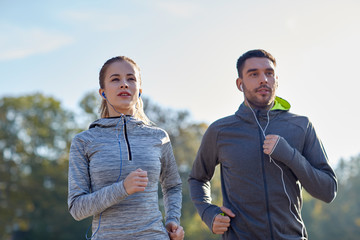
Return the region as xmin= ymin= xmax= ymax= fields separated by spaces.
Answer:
xmin=236 ymin=49 xmax=276 ymax=78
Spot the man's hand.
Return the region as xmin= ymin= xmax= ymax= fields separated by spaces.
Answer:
xmin=263 ymin=134 xmax=280 ymax=155
xmin=123 ymin=168 xmax=148 ymax=195
xmin=166 ymin=221 xmax=184 ymax=240
xmin=212 ymin=206 xmax=235 ymax=234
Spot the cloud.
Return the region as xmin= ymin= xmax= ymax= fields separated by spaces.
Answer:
xmin=0 ymin=24 xmax=74 ymax=61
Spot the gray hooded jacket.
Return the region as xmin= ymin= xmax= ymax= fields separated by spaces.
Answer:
xmin=189 ymin=98 xmax=337 ymax=240
xmin=68 ymin=116 xmax=182 ymax=240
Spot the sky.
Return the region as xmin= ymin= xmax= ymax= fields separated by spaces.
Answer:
xmin=1 ymin=0 xmax=359 ymax=167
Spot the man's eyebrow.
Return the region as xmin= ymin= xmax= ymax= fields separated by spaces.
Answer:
xmin=246 ymin=68 xmax=258 ymax=74
xmin=246 ymin=68 xmax=274 ymax=74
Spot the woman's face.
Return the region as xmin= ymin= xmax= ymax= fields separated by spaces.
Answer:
xmin=100 ymin=60 xmax=142 ymax=117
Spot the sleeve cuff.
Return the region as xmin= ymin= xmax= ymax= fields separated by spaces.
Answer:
xmin=201 ymin=205 xmax=223 ymax=232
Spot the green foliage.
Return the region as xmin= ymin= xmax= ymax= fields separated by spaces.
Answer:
xmin=0 ymin=94 xmax=90 ymax=240
xmin=302 ymin=154 xmax=360 ymax=239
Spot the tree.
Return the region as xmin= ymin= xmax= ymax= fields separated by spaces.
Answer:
xmin=0 ymin=94 xmax=90 ymax=240
xmin=302 ymin=154 xmax=360 ymax=239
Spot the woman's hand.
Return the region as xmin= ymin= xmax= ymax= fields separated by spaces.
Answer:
xmin=123 ymin=168 xmax=148 ymax=195
xmin=166 ymin=221 xmax=184 ymax=240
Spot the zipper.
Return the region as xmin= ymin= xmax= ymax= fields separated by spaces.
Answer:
xmin=256 ymin=111 xmax=274 ymax=240
xmin=123 ymin=117 xmax=132 ymax=161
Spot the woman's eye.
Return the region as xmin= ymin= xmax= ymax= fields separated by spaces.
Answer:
xmin=112 ymin=78 xmax=119 ymax=82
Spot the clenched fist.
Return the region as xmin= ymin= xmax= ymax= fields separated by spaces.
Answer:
xmin=123 ymin=168 xmax=148 ymax=195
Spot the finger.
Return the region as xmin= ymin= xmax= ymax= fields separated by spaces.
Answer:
xmin=136 ymin=176 xmax=149 ymax=182
xmin=213 ymin=226 xmax=228 ymax=234
xmin=265 ymin=134 xmax=277 ymax=139
xmin=133 ymin=186 xmax=146 ymax=192
xmin=169 ymin=226 xmax=182 ymax=235
xmin=175 ymin=226 xmax=184 ymax=239
xmin=171 ymin=223 xmax=178 ymax=232
xmin=135 ymin=182 xmax=148 ymax=188
xmin=213 ymin=221 xmax=229 ymax=234
xmin=220 ymin=206 xmax=235 ymax=217
xmin=166 ymin=221 xmax=177 ymax=233
xmin=176 ymin=226 xmax=183 ymax=233
xmin=215 ymin=215 xmax=231 ymax=223
xmin=138 ymin=171 xmax=148 ymax=177
xmin=266 ymin=135 xmax=279 ymax=142
xmin=168 ymin=226 xmax=184 ymax=240
xmin=133 ymin=169 xmax=147 ymax=177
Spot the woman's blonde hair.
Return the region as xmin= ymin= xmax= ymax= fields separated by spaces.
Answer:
xmin=99 ymin=56 xmax=151 ymax=125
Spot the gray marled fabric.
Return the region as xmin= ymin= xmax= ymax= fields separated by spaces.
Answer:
xmin=68 ymin=116 xmax=182 ymax=239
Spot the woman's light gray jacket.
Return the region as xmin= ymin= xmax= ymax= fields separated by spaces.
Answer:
xmin=68 ymin=116 xmax=182 ymax=240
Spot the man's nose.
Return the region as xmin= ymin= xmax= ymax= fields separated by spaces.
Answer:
xmin=259 ymin=73 xmax=268 ymax=84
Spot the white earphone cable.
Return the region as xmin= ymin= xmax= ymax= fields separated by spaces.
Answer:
xmin=245 ymin=99 xmax=306 ymax=239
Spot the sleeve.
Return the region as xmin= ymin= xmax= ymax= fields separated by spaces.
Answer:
xmin=188 ymin=125 xmax=223 ymax=231
xmin=270 ymin=121 xmax=338 ymax=203
xmin=67 ymin=135 xmax=129 ymax=221
xmin=159 ymin=133 xmax=183 ymax=226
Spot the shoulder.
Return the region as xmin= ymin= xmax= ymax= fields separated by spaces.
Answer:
xmin=208 ymin=114 xmax=239 ymax=132
xmin=71 ymin=128 xmax=98 ymax=146
xmin=201 ymin=114 xmax=239 ymax=141
xmin=138 ymin=124 xmax=170 ymax=143
xmin=276 ymin=110 xmax=311 ymax=131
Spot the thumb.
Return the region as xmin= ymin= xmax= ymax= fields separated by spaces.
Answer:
xmin=220 ymin=206 xmax=235 ymax=217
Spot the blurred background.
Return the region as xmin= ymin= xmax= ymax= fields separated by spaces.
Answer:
xmin=1 ymin=0 xmax=359 ymax=239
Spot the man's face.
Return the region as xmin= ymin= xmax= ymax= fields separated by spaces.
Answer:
xmin=236 ymin=57 xmax=278 ymax=110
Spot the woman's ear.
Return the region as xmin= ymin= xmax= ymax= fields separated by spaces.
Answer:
xmin=99 ymin=89 xmax=106 ymax=99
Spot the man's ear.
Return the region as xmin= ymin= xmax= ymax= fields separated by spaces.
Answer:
xmin=236 ymin=78 xmax=243 ymax=92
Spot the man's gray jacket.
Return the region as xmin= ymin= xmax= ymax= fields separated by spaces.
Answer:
xmin=188 ymin=97 xmax=337 ymax=240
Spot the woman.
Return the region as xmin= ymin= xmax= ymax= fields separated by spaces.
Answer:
xmin=68 ymin=56 xmax=184 ymax=240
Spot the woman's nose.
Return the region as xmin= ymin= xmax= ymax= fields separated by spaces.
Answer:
xmin=119 ymin=79 xmax=129 ymax=88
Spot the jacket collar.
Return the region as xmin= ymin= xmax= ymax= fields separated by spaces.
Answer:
xmin=271 ymin=96 xmax=291 ymax=111
xmin=89 ymin=115 xmax=144 ymax=129
xmin=235 ymin=96 xmax=290 ymax=121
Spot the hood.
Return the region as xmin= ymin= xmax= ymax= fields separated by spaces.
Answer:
xmin=235 ymin=96 xmax=291 ymax=122
xmin=271 ymin=96 xmax=291 ymax=111
xmin=89 ymin=115 xmax=144 ymax=130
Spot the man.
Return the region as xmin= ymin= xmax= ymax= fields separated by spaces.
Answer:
xmin=188 ymin=49 xmax=337 ymax=239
